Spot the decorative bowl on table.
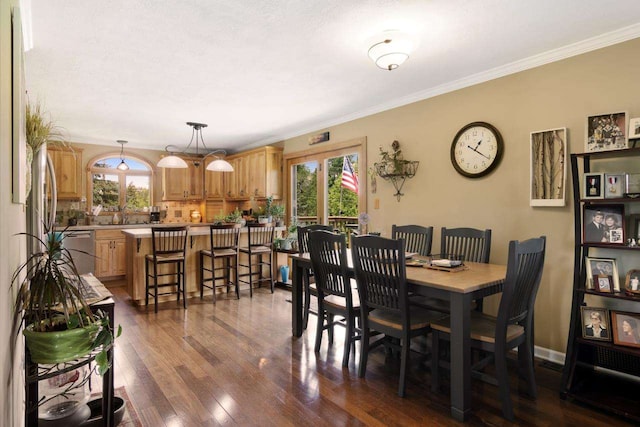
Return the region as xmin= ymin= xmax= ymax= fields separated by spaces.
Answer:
xmin=427 ymin=254 xmax=465 ymax=268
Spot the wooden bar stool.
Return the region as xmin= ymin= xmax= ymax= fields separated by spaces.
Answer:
xmin=238 ymin=223 xmax=275 ymax=297
xmin=145 ymin=226 xmax=189 ymax=313
xmin=199 ymin=224 xmax=241 ymax=304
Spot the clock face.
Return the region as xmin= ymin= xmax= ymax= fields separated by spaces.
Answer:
xmin=450 ymin=122 xmax=503 ymax=178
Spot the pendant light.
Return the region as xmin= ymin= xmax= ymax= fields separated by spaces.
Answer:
xmin=157 ymin=122 xmax=233 ymax=172
xmin=116 ymin=140 xmax=129 ymax=171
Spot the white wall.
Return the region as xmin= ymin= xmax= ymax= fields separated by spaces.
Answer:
xmin=1 ymin=0 xmax=27 ymax=425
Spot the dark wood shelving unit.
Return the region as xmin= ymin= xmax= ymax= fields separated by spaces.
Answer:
xmin=561 ymin=150 xmax=640 ymax=423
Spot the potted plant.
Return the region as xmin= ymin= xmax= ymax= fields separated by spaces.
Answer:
xmin=12 ymin=225 xmax=120 ymax=372
xmin=270 ymin=204 xmax=286 ymax=227
xmin=224 ymin=207 xmax=244 ymax=225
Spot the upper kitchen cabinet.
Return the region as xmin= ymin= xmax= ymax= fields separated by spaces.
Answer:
xmin=161 ymin=156 xmax=204 ymax=201
xmin=48 ymin=146 xmax=83 ymax=200
xmin=224 ymin=146 xmax=283 ymax=200
xmin=204 ymin=157 xmax=226 ymax=200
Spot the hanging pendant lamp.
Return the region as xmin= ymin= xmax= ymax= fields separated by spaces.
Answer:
xmin=157 ymin=122 xmax=233 ymax=171
xmin=116 ymin=140 xmax=129 ymax=171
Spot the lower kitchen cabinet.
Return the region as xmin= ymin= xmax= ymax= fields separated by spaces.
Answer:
xmin=95 ymin=229 xmax=126 ymax=278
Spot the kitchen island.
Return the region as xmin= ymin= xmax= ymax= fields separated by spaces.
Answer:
xmin=122 ymin=226 xmax=286 ymax=305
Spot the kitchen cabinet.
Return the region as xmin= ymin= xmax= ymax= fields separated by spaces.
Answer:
xmin=561 ymin=147 xmax=640 ymax=423
xmin=95 ymin=229 xmax=126 ymax=278
xmin=48 ymin=146 xmax=83 ymax=200
xmin=204 ymin=157 xmax=225 ymax=199
xmin=161 ymin=156 xmax=204 ymax=201
xmin=224 ymin=146 xmax=283 ymax=200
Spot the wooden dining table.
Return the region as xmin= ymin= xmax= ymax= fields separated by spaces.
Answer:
xmin=290 ymin=252 xmax=507 ymax=422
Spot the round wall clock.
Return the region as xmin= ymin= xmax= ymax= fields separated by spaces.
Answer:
xmin=450 ymin=121 xmax=504 ymax=178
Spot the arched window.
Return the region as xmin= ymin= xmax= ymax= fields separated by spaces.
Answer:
xmin=88 ymin=154 xmax=153 ymax=209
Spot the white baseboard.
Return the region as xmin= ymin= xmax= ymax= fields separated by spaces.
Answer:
xmin=534 ymin=345 xmax=566 ymax=365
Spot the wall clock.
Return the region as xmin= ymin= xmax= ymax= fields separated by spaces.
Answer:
xmin=450 ymin=121 xmax=504 ymax=178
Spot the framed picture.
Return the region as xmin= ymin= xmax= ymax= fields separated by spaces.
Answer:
xmin=604 ymin=173 xmax=625 ymax=198
xmin=629 ymin=117 xmax=640 ymax=139
xmin=585 ymin=111 xmax=627 ymax=152
xmin=595 ymin=275 xmax=613 ymax=293
xmin=585 ymin=257 xmax=620 ymax=290
xmin=530 ymin=128 xmax=567 ymax=207
xmin=583 ymin=205 xmax=625 ymax=244
xmin=625 ymin=269 xmax=640 ymax=293
xmin=612 ymin=311 xmax=640 ymax=348
xmin=581 ymin=307 xmax=611 ymax=341
xmin=582 ymin=173 xmax=604 ymax=199
xmin=625 ymin=173 xmax=640 ymax=197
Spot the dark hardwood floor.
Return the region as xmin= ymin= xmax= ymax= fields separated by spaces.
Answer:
xmin=105 ymin=282 xmax=634 ymax=426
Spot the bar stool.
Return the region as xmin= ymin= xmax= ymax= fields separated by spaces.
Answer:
xmin=238 ymin=223 xmax=275 ymax=297
xmin=145 ymin=226 xmax=189 ymax=313
xmin=199 ymin=223 xmax=241 ymax=304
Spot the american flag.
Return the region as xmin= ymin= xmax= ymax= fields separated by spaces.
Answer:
xmin=341 ymin=157 xmax=359 ymax=194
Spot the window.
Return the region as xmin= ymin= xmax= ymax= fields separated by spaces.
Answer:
xmin=89 ymin=156 xmax=152 ymax=209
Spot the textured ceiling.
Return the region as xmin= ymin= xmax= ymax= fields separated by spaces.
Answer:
xmin=24 ymin=0 xmax=640 ymax=153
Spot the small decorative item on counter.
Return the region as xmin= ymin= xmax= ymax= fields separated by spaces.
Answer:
xmin=112 ymin=211 xmax=121 ymax=225
xmin=190 ymin=210 xmax=202 ymax=223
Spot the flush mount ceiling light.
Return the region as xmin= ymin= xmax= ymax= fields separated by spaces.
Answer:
xmin=116 ymin=140 xmax=129 ymax=171
xmin=368 ymin=31 xmax=413 ymax=71
xmin=157 ymin=122 xmax=233 ymax=172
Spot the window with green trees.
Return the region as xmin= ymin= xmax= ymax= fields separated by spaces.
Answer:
xmin=90 ymin=157 xmax=152 ymax=208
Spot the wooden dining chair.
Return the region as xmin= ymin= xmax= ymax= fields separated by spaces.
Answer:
xmin=199 ymin=223 xmax=241 ymax=304
xmin=145 ymin=226 xmax=189 ymax=313
xmin=430 ymin=236 xmax=546 ymax=420
xmin=392 ymin=224 xmax=433 ymax=256
xmin=308 ymin=230 xmax=360 ymax=368
xmin=297 ymin=224 xmax=335 ymax=329
xmin=351 ymin=234 xmax=445 ymax=397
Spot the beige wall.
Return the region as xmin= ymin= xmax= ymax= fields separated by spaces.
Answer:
xmin=283 ymin=38 xmax=640 ymax=354
xmin=1 ymin=0 xmax=27 ymax=425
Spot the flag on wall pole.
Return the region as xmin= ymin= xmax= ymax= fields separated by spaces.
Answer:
xmin=341 ymin=157 xmax=359 ymax=195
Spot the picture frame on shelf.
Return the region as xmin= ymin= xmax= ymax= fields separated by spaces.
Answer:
xmin=612 ymin=311 xmax=640 ymax=348
xmin=585 ymin=257 xmax=620 ymax=290
xmin=625 ymin=269 xmax=640 ymax=294
xmin=629 ymin=117 xmax=640 ymax=139
xmin=627 ymin=214 xmax=640 ymax=243
xmin=583 ymin=173 xmax=604 ymax=199
xmin=625 ymin=173 xmax=640 ymax=198
xmin=595 ymin=275 xmax=613 ymax=293
xmin=604 ymin=173 xmax=625 ymax=198
xmin=585 ymin=111 xmax=627 ymax=152
xmin=583 ymin=205 xmax=625 ymax=244
xmin=530 ymin=127 xmax=567 ymax=207
xmin=580 ymin=307 xmax=611 ymax=341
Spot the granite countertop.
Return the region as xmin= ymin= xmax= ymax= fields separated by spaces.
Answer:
xmin=54 ymin=222 xmax=218 ymax=232
xmin=122 ymin=225 xmax=286 ymax=238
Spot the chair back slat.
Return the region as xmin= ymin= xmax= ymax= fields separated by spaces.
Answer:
xmin=298 ymin=224 xmax=334 ymax=254
xmin=392 ymin=224 xmax=433 ymax=256
xmin=209 ymin=224 xmax=241 ymax=250
xmin=496 ymin=236 xmax=546 ymax=336
xmin=151 ymin=226 xmax=189 ymax=256
xmin=308 ymin=230 xmax=350 ymax=299
xmin=440 ymin=227 xmax=491 ymax=263
xmin=351 ymin=235 xmax=407 ymax=314
xmin=247 ymin=224 xmax=275 ymax=247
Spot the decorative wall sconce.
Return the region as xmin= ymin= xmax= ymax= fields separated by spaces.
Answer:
xmin=373 ymin=140 xmax=419 ymax=201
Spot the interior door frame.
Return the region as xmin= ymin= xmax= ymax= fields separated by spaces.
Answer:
xmin=283 ymin=137 xmax=367 ymax=224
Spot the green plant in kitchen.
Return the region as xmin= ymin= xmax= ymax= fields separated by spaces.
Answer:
xmin=225 ymin=208 xmax=243 ymax=224
xmin=270 ymin=203 xmax=286 ymax=226
xmin=12 ymin=224 xmax=121 ymax=373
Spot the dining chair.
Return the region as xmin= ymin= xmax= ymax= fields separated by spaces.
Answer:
xmin=238 ymin=223 xmax=275 ymax=297
xmin=392 ymin=224 xmax=433 ymax=256
xmin=430 ymin=236 xmax=546 ymax=420
xmin=145 ymin=226 xmax=189 ymax=313
xmin=351 ymin=234 xmax=445 ymax=397
xmin=297 ymin=224 xmax=335 ymax=329
xmin=412 ymin=227 xmax=492 ymax=314
xmin=308 ymin=229 xmax=360 ymax=368
xmin=199 ymin=223 xmax=241 ymax=304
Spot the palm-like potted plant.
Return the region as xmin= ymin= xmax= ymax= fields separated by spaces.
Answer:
xmin=12 ymin=226 xmax=119 ymax=372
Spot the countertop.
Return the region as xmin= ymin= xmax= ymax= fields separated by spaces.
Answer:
xmin=122 ymin=225 xmax=286 ymax=238
xmin=54 ymin=223 xmax=221 ymax=232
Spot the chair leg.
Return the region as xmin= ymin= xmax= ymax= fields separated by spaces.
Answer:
xmin=153 ymin=261 xmax=159 ymax=314
xmin=303 ymin=274 xmax=311 ymax=329
xmin=431 ymin=330 xmax=440 ymax=393
xmin=145 ymin=258 xmax=150 ymax=308
xmin=248 ymin=253 xmax=253 ymax=298
xmin=495 ymin=346 xmax=514 ymax=421
xmin=211 ymin=255 xmax=217 ymax=305
xmin=342 ymin=313 xmax=354 ymax=367
xmin=181 ymin=260 xmax=187 ymax=309
xmin=398 ymin=335 xmax=409 ymax=397
xmin=269 ymin=251 xmax=274 ymax=293
xmin=199 ymin=253 xmax=204 ymax=300
xmin=359 ymin=325 xmax=369 ymax=378
xmin=328 ymin=313 xmax=335 ymax=345
xmin=225 ymin=257 xmax=230 ymax=293
xmin=314 ymin=304 xmax=324 ymax=353
xmin=519 ymin=338 xmax=538 ymax=398
xmin=234 ymin=255 xmax=240 ymax=299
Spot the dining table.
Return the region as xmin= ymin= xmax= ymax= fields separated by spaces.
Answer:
xmin=290 ymin=252 xmax=506 ymax=422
